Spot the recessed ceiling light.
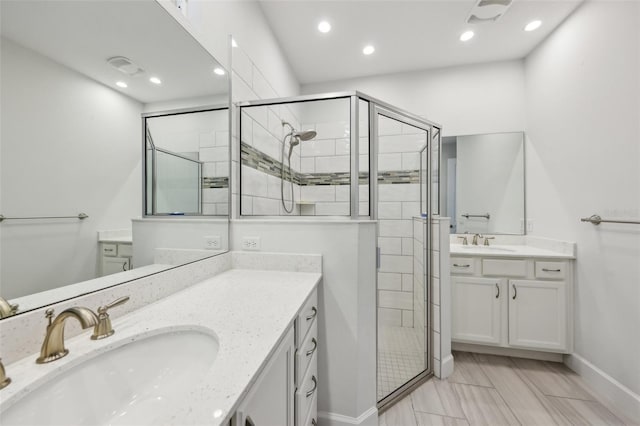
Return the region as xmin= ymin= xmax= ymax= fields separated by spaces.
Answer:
xmin=318 ymin=21 xmax=331 ymax=33
xmin=213 ymin=67 xmax=226 ymax=76
xmin=363 ymin=45 xmax=375 ymax=55
xmin=149 ymin=77 xmax=162 ymax=85
xmin=524 ymin=20 xmax=542 ymax=32
xmin=115 ymin=81 xmax=127 ymax=88
xmin=460 ymin=30 xmax=475 ymax=42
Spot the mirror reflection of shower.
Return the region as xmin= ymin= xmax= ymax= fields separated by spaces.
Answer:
xmin=280 ymin=121 xmax=317 ymax=213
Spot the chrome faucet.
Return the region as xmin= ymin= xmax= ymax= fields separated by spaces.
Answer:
xmin=472 ymin=233 xmax=482 ymax=245
xmin=484 ymin=236 xmax=495 ymax=246
xmin=36 ymin=307 xmax=99 ymax=364
xmin=0 ymin=358 xmax=11 ymax=389
xmin=0 ymin=296 xmax=19 ymax=319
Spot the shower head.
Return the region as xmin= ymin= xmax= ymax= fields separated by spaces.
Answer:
xmin=292 ymin=130 xmax=317 ymax=141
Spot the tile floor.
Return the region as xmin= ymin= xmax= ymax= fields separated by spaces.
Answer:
xmin=379 ymin=351 xmax=633 ymax=426
xmin=378 ymin=325 xmax=426 ymax=400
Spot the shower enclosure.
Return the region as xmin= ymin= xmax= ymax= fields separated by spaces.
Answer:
xmin=143 ymin=106 xmax=229 ymax=216
xmin=237 ymin=92 xmax=441 ymax=410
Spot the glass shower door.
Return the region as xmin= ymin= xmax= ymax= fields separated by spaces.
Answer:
xmin=374 ymin=107 xmax=432 ymax=408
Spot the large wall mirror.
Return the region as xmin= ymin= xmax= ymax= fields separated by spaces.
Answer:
xmin=441 ymin=132 xmax=525 ymax=235
xmin=0 ymin=0 xmax=230 ymax=317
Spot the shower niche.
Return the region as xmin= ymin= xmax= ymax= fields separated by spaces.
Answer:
xmin=238 ymin=91 xmax=442 ymax=411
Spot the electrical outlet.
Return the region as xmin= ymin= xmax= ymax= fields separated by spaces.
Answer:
xmin=242 ymin=236 xmax=261 ymax=251
xmin=204 ymin=235 xmax=221 ymax=250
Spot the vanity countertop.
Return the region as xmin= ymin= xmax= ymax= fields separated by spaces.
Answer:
xmin=1 ymin=268 xmax=321 ymax=425
xmin=450 ymin=244 xmax=575 ymax=259
xmin=98 ymin=236 xmax=132 ymax=244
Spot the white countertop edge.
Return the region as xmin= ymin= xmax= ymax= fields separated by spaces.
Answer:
xmin=450 ymin=244 xmax=575 ymax=259
xmin=1 ymin=268 xmax=322 ymax=426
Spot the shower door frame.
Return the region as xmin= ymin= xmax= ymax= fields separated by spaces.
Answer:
xmin=235 ymin=91 xmax=442 ymax=412
xmin=371 ymin=105 xmax=436 ymax=413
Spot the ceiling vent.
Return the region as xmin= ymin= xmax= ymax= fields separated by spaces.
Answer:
xmin=106 ymin=56 xmax=145 ymax=76
xmin=466 ymin=0 xmax=513 ymax=24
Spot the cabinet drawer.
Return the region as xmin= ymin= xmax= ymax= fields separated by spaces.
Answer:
xmin=118 ymin=243 xmax=133 ymax=257
xmin=535 ymin=261 xmax=566 ymax=279
xmin=102 ymin=243 xmax=117 ymax=257
xmin=303 ymin=393 xmax=318 ymax=426
xmin=450 ymin=257 xmax=475 ymax=274
xmin=296 ymin=289 xmax=318 ymax=345
xmin=482 ymin=259 xmax=526 ymax=277
xmin=296 ymin=318 xmax=318 ymax=386
xmin=295 ymin=351 xmax=318 ymax=426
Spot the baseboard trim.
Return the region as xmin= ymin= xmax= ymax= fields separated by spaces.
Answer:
xmin=318 ymin=406 xmax=378 ymax=426
xmin=440 ymin=354 xmax=455 ymax=379
xmin=452 ymin=342 xmax=564 ymax=362
xmin=564 ymin=353 xmax=640 ymax=423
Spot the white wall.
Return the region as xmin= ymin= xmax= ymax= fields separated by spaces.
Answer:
xmin=230 ymin=221 xmax=377 ymax=424
xmin=180 ymin=0 xmax=300 ymax=98
xmin=302 ymin=60 xmax=526 ymax=137
xmin=0 ymin=38 xmax=142 ymax=298
xmin=525 ymin=0 xmax=640 ymax=416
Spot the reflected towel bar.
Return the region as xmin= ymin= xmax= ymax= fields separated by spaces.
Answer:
xmin=0 ymin=213 xmax=88 ymax=223
xmin=580 ymin=214 xmax=640 ymax=225
xmin=461 ymin=213 xmax=490 ymax=220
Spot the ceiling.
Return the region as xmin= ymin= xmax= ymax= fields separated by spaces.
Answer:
xmin=0 ymin=1 xmax=228 ymax=104
xmin=259 ymin=0 xmax=583 ymax=84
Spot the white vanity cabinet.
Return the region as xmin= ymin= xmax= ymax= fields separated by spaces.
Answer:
xmin=233 ymin=288 xmax=319 ymax=426
xmin=234 ymin=327 xmax=296 ymax=426
xmin=99 ymin=242 xmax=133 ymax=276
xmin=451 ymin=256 xmax=572 ymax=354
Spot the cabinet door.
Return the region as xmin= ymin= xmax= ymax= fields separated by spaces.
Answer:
xmin=509 ymin=280 xmax=567 ymax=351
xmin=235 ymin=327 xmax=295 ymax=426
xmin=452 ymin=276 xmax=503 ymax=345
xmin=101 ymin=257 xmax=130 ymax=276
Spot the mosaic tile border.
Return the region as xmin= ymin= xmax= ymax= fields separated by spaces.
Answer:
xmin=203 ymin=177 xmax=229 ymax=189
xmin=241 ymin=142 xmax=420 ymax=186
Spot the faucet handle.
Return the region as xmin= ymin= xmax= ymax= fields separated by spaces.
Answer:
xmin=484 ymin=236 xmax=495 ymax=246
xmin=457 ymin=236 xmax=468 ymax=245
xmin=0 ymin=358 xmax=11 ymax=390
xmin=92 ymin=296 xmax=130 ymax=340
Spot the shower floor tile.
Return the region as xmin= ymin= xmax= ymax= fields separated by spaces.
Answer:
xmin=378 ymin=325 xmax=426 ymax=400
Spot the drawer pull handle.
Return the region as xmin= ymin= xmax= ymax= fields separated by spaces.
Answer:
xmin=512 ymin=284 xmax=517 ymax=300
xmin=306 ymin=306 xmax=317 ymax=321
xmin=495 ymin=283 xmax=500 ymax=299
xmin=453 ymin=264 xmax=470 ymax=268
xmin=306 ymin=375 xmax=318 ymax=397
xmin=122 ymin=261 xmax=128 ymax=271
xmin=542 ymin=268 xmax=561 ymax=272
xmin=306 ymin=338 xmax=318 ymax=357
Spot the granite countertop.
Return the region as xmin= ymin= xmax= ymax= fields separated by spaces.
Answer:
xmin=450 ymin=244 xmax=575 ymax=259
xmin=1 ymin=268 xmax=321 ymax=425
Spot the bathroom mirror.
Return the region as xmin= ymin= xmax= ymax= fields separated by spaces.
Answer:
xmin=441 ymin=132 xmax=525 ymax=235
xmin=0 ymin=0 xmax=230 ymax=317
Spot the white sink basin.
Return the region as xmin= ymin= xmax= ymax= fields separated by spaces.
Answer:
xmin=1 ymin=330 xmax=219 ymax=425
